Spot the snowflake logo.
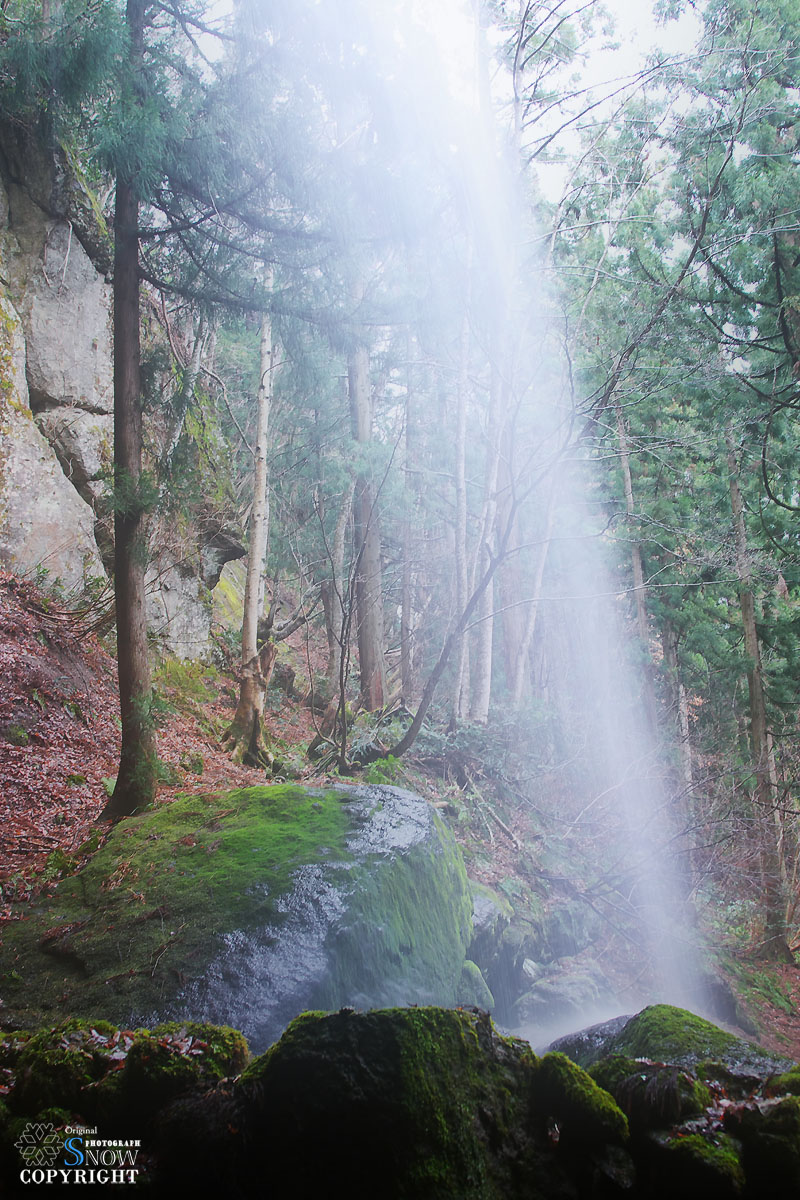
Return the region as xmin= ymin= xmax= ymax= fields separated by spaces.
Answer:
xmin=14 ymin=1121 xmax=63 ymax=1167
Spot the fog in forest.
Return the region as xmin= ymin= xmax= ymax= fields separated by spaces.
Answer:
xmin=3 ymin=0 xmax=799 ymax=1087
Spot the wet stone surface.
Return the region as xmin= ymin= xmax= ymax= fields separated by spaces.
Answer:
xmin=143 ymin=785 xmax=475 ymax=1052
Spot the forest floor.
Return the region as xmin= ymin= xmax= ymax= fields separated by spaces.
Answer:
xmin=2 ymin=571 xmax=800 ymax=1059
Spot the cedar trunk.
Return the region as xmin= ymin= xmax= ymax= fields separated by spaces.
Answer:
xmin=727 ymin=432 xmax=791 ymax=960
xmin=103 ymin=33 xmax=156 ymax=819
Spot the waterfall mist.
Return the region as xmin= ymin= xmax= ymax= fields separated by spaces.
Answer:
xmin=508 ymin=455 xmax=711 ymax=1045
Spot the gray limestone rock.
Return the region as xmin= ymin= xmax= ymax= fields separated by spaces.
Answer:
xmin=19 ymin=218 xmax=114 ymax=416
xmin=146 ymin=555 xmax=213 ymax=660
xmin=0 ymin=144 xmax=240 ymax=649
xmin=35 ymin=406 xmax=113 ymax=505
xmin=0 ymin=294 xmax=106 ymax=594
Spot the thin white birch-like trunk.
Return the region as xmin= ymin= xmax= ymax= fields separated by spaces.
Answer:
xmin=224 ymin=289 xmax=276 ymax=764
xmin=451 ymin=298 xmax=471 ymax=722
xmin=511 ymin=480 xmax=556 ymax=709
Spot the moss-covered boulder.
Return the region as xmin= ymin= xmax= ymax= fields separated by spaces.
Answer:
xmin=531 ymin=1052 xmax=629 ymax=1148
xmin=0 ymin=1019 xmax=247 ymax=1125
xmin=767 ymin=1066 xmax=800 ymax=1097
xmin=589 ymin=1055 xmax=711 ymax=1130
xmin=645 ymin=1131 xmax=745 ymax=1199
xmin=553 ymin=1004 xmax=792 ymax=1078
xmin=3 ymin=1007 xmax=800 ymax=1198
xmin=0 ymin=1018 xmax=247 ymax=1196
xmin=1 ymin=785 xmax=477 ymax=1051
xmin=724 ymin=1095 xmax=800 ymax=1194
xmin=157 ymin=1006 xmax=628 ymax=1199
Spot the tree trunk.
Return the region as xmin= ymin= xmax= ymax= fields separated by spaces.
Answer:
xmin=496 ymin=431 xmax=526 ymax=694
xmin=451 ymin=305 xmax=471 ymax=722
xmin=223 ymin=304 xmax=275 ymax=766
xmin=615 ymin=402 xmax=649 ymax=644
xmin=400 ymin=529 xmax=416 ymax=704
xmin=726 ymin=430 xmax=791 ymax=960
xmin=661 ymin=623 xmax=693 ymax=797
xmin=469 ymin=358 xmax=504 ymax=724
xmin=324 ymin=478 xmax=355 ymax=694
xmin=102 ymin=0 xmax=156 ymax=821
xmin=400 ymin=336 xmax=420 ymax=706
xmin=349 ymin=343 xmax=385 ymax=711
xmin=378 ymin=473 xmax=526 ymax=764
xmin=615 ymin=401 xmax=660 ymax=732
xmin=511 ymin=481 xmax=556 ymax=709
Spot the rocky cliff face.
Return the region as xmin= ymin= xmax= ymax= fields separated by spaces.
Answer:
xmin=0 ymin=150 xmax=110 ymax=594
xmin=0 ymin=129 xmax=240 ymax=656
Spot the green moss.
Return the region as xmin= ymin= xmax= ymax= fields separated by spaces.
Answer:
xmin=695 ymin=1059 xmax=738 ymax=1084
xmin=589 ymin=1055 xmax=643 ymax=1095
xmin=109 ymin=1030 xmax=225 ymax=1116
xmin=607 ymin=1004 xmax=785 ymax=1077
xmin=532 ymin=1052 xmax=629 ymax=1147
xmin=154 ymin=658 xmax=218 ymax=703
xmin=41 ymin=848 xmax=78 ymax=882
xmin=212 ymin=562 xmax=245 ymax=629
xmin=769 ymin=1067 xmax=800 ymax=1097
xmin=311 ymin=806 xmax=473 ymax=1012
xmin=1 ymin=1018 xmax=251 ymax=1134
xmin=725 ymin=957 xmax=796 ymax=1019
xmin=2 ymin=786 xmax=475 ymax=1040
xmin=611 ymin=1005 xmax=737 ymax=1063
xmin=590 ymin=1055 xmax=710 ymax=1129
xmin=393 ymin=1007 xmax=498 ymax=1192
xmin=8 ymin=1022 xmax=117 ymax=1114
xmin=456 ymin=960 xmax=494 ymax=1008
xmin=664 ymin=1133 xmax=744 ymax=1194
xmin=236 ymin=1006 xmax=546 ymax=1199
xmin=239 ymin=1009 xmax=630 ymax=1197
xmin=151 ymin=1021 xmax=248 ymax=1076
xmin=60 ymin=138 xmax=112 ymax=248
xmin=1 ymin=786 xmax=352 ymax=1027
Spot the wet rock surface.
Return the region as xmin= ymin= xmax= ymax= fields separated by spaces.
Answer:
xmin=549 ymin=1013 xmax=633 ymax=1065
xmin=157 ymin=785 xmax=475 ymax=1050
xmin=1 ymin=785 xmax=478 ymax=1053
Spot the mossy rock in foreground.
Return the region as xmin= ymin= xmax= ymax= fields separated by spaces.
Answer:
xmin=0 ymin=1018 xmax=248 ymax=1126
xmin=4 ymin=1007 xmax=800 ymax=1198
xmin=725 ymin=1094 xmax=800 ymax=1194
xmin=159 ymin=1006 xmax=628 ymax=1199
xmin=645 ymin=1131 xmax=745 ymax=1200
xmin=532 ymin=1052 xmax=628 ymax=1148
xmin=589 ymin=1054 xmax=711 ymax=1131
